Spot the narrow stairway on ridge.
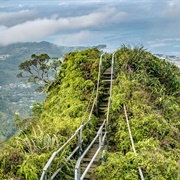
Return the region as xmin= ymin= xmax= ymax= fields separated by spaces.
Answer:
xmin=81 ymin=67 xmax=112 ymax=180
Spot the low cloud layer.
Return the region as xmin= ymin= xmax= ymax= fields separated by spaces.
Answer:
xmin=55 ymin=30 xmax=95 ymax=46
xmin=163 ymin=0 xmax=180 ymax=17
xmin=0 ymin=7 xmax=126 ymax=46
xmin=0 ymin=10 xmax=37 ymax=26
xmin=0 ymin=0 xmax=180 ymax=55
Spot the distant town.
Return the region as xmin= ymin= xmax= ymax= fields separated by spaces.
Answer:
xmin=154 ymin=54 xmax=180 ymax=68
xmin=0 ymin=54 xmax=11 ymax=60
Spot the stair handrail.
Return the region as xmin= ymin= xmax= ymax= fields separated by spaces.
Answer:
xmin=81 ymin=85 xmax=96 ymax=124
xmin=42 ymin=85 xmax=96 ymax=180
xmin=75 ymin=119 xmax=107 ymax=180
xmin=74 ymin=52 xmax=115 ymax=180
xmin=106 ymin=52 xmax=115 ymax=145
xmin=40 ymin=53 xmax=105 ymax=180
xmin=123 ymin=104 xmax=145 ymax=180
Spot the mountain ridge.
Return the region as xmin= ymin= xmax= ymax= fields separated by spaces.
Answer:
xmin=0 ymin=41 xmax=107 ymax=142
xmin=0 ymin=41 xmax=87 ymax=142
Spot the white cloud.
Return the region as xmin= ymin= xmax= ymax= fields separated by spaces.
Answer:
xmin=149 ymin=43 xmax=169 ymax=48
xmin=67 ymin=7 xmax=126 ymax=28
xmin=0 ymin=10 xmax=37 ymax=26
xmin=147 ymin=40 xmax=156 ymax=44
xmin=148 ymin=38 xmax=180 ymax=44
xmin=18 ymin=4 xmax=23 ymax=8
xmin=163 ymin=0 xmax=180 ymax=17
xmin=55 ymin=30 xmax=95 ymax=46
xmin=159 ymin=38 xmax=180 ymax=42
xmin=0 ymin=7 xmax=126 ymax=46
xmin=58 ymin=2 xmax=67 ymax=6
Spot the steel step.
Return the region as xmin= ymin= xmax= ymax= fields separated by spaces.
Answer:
xmin=77 ymin=67 xmax=112 ymax=179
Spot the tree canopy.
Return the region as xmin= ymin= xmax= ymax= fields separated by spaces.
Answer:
xmin=17 ymin=53 xmax=62 ymax=91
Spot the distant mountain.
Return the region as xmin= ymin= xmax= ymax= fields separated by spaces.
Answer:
xmin=0 ymin=41 xmax=86 ymax=142
xmin=0 ymin=41 xmax=179 ymax=142
xmin=0 ymin=41 xmax=86 ymax=84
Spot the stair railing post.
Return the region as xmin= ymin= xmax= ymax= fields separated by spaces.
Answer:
xmin=78 ymin=125 xmax=83 ymax=156
xmin=105 ymin=114 xmax=109 ymax=151
xmin=44 ymin=172 xmax=47 ymax=180
xmin=75 ymin=166 xmax=80 ymax=180
xmin=75 ymin=127 xmax=83 ymax=180
xmin=99 ymin=128 xmax=103 ymax=162
xmin=106 ymin=52 xmax=115 ymax=151
xmin=99 ymin=129 xmax=102 ymax=148
xmin=48 ymin=164 xmax=51 ymax=180
xmin=96 ymin=53 xmax=105 ymax=116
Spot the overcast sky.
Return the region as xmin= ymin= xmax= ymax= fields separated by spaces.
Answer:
xmin=0 ymin=0 xmax=180 ymax=55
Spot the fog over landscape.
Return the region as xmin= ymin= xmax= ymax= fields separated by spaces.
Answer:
xmin=0 ymin=0 xmax=180 ymax=141
xmin=0 ymin=0 xmax=180 ymax=55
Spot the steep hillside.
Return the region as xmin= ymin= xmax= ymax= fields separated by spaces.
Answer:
xmin=0 ymin=48 xmax=105 ymax=179
xmin=0 ymin=41 xmax=84 ymax=85
xmin=0 ymin=41 xmax=86 ymax=142
xmin=94 ymin=46 xmax=180 ymax=179
xmin=0 ymin=46 xmax=179 ymax=179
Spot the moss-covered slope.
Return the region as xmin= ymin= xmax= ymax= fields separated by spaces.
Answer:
xmin=0 ymin=46 xmax=180 ymax=180
xmin=94 ymin=46 xmax=180 ymax=180
xmin=0 ymin=48 xmax=103 ymax=179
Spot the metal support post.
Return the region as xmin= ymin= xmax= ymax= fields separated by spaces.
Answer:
xmin=99 ymin=130 xmax=102 ymax=149
xmin=99 ymin=129 xmax=104 ymax=162
xmin=75 ymin=166 xmax=80 ymax=180
xmin=78 ymin=126 xmax=83 ymax=156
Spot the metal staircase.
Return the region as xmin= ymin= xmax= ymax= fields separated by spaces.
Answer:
xmin=76 ymin=67 xmax=112 ymax=180
xmin=40 ymin=53 xmax=115 ymax=180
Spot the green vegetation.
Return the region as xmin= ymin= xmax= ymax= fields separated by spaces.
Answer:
xmin=0 ymin=41 xmax=86 ymax=142
xmin=0 ymin=48 xmax=104 ymax=179
xmin=94 ymin=46 xmax=180 ymax=180
xmin=17 ymin=53 xmax=62 ymax=92
xmin=0 ymin=46 xmax=180 ymax=179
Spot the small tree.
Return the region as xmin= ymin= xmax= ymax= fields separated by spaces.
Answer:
xmin=14 ymin=113 xmax=21 ymax=129
xmin=32 ymin=102 xmax=43 ymax=117
xmin=17 ymin=54 xmax=61 ymax=91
